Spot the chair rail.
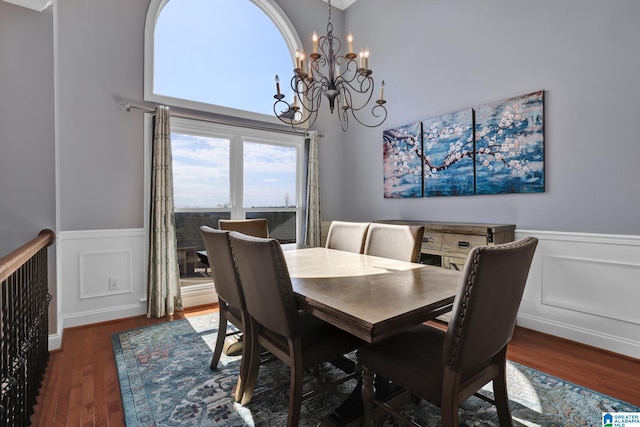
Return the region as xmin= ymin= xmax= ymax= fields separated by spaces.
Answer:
xmin=1 ymin=229 xmax=55 ymax=426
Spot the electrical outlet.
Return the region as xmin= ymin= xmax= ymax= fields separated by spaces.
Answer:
xmin=109 ymin=276 xmax=119 ymax=290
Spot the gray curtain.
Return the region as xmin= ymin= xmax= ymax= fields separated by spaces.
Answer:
xmin=147 ymin=105 xmax=182 ymax=318
xmin=304 ymin=130 xmax=321 ymax=246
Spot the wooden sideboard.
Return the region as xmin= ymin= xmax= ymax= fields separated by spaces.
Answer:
xmin=376 ymin=220 xmax=515 ymax=270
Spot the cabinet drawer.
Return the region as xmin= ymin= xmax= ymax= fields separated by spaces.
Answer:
xmin=442 ymin=233 xmax=486 ymax=255
xmin=421 ymin=231 xmax=442 ymax=251
xmin=443 ymin=256 xmax=468 ymax=271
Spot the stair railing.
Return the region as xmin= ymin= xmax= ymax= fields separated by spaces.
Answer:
xmin=0 ymin=229 xmax=55 ymax=427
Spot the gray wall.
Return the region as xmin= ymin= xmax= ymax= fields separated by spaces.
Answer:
xmin=56 ymin=0 xmax=149 ymax=230
xmin=0 ymin=2 xmax=55 ymax=257
xmin=0 ymin=1 xmax=56 ymax=330
xmin=338 ymin=0 xmax=640 ymax=235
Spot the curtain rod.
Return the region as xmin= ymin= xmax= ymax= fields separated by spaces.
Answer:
xmin=120 ymin=102 xmax=314 ymax=137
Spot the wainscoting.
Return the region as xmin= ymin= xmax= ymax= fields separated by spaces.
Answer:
xmin=54 ymin=228 xmax=217 ymax=350
xmin=53 ymin=227 xmax=640 ymax=359
xmin=56 ymin=229 xmax=147 ymax=340
xmin=516 ymin=229 xmax=640 ymax=359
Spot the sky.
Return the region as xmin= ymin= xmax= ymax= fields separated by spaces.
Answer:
xmin=154 ymin=0 xmax=294 ymax=116
xmin=171 ymin=133 xmax=298 ymax=209
xmin=154 ymin=0 xmax=299 ymax=209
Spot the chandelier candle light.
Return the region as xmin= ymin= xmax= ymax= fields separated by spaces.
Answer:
xmin=273 ymin=0 xmax=387 ymax=132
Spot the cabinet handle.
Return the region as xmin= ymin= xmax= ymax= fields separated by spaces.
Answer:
xmin=457 ymin=241 xmax=470 ymax=248
xmin=450 ymin=262 xmax=462 ymax=271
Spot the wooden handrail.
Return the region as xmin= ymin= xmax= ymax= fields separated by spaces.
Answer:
xmin=0 ymin=229 xmax=55 ymax=283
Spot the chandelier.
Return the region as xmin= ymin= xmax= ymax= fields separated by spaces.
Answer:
xmin=273 ymin=0 xmax=387 ymax=132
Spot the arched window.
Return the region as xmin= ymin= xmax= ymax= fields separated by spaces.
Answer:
xmin=145 ymin=0 xmax=301 ymax=123
xmin=144 ymin=0 xmax=306 ymax=290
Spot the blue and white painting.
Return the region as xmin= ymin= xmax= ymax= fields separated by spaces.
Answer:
xmin=422 ymin=108 xmax=475 ymax=197
xmin=383 ymin=122 xmax=423 ymax=198
xmin=475 ymin=91 xmax=545 ymax=194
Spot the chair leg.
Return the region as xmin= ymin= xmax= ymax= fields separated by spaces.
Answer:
xmin=287 ymin=353 xmax=304 ymax=427
xmin=494 ymin=360 xmax=514 ymax=427
xmin=210 ymin=310 xmax=228 ymax=370
xmin=440 ymin=400 xmax=458 ymax=427
xmin=234 ymin=317 xmax=251 ymax=403
xmin=441 ymin=369 xmax=460 ymax=427
xmin=360 ymin=365 xmax=376 ymax=427
xmin=239 ymin=331 xmax=262 ymax=405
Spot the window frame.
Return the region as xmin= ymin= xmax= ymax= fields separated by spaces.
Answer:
xmin=143 ymin=0 xmax=303 ymax=125
xmin=168 ymin=116 xmax=306 ymax=243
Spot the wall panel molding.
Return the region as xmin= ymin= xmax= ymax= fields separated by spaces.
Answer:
xmin=541 ymin=254 xmax=640 ymax=325
xmin=516 ymin=229 xmax=640 ymax=359
xmin=56 ymin=229 xmax=147 ymax=349
xmin=79 ymin=249 xmax=133 ymax=299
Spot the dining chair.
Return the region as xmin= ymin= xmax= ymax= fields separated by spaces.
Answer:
xmin=228 ymin=231 xmax=364 ymax=427
xmin=199 ymin=226 xmax=251 ymax=402
xmin=357 ymin=237 xmax=538 ymax=427
xmin=363 ymin=222 xmax=425 ymax=263
xmin=218 ymin=218 xmax=269 ymax=238
xmin=325 ymin=220 xmax=371 ymax=253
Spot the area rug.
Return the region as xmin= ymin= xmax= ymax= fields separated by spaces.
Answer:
xmin=112 ymin=314 xmax=639 ymax=426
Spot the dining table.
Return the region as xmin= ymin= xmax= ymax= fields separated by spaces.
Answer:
xmin=284 ymin=246 xmax=462 ymax=343
xmin=282 ymin=246 xmax=463 ymax=426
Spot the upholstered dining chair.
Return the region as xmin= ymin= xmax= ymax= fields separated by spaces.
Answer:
xmin=357 ymin=237 xmax=538 ymax=427
xmin=228 ymin=231 xmax=364 ymax=427
xmin=218 ymin=218 xmax=269 ymax=238
xmin=199 ymin=226 xmax=251 ymax=402
xmin=325 ymin=220 xmax=371 ymax=253
xmin=363 ymin=223 xmax=425 ymax=263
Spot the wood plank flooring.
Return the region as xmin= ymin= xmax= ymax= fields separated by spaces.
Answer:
xmin=30 ymin=305 xmax=640 ymax=426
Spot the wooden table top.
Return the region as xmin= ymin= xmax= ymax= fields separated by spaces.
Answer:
xmin=284 ymin=247 xmax=461 ymax=343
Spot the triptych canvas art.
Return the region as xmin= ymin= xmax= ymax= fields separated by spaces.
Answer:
xmin=383 ymin=91 xmax=545 ymax=198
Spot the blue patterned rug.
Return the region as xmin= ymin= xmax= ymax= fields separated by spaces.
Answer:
xmin=112 ymin=314 xmax=638 ymax=426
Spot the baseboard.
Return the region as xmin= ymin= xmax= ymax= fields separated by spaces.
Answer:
xmin=47 ymin=285 xmax=216 ymax=351
xmin=181 ymin=282 xmax=218 ymax=308
xmin=517 ymin=313 xmax=640 ymax=360
xmin=62 ymin=303 xmax=146 ymax=329
xmin=48 ymin=332 xmax=62 ymax=351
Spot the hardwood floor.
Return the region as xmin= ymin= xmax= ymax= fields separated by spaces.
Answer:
xmin=30 ymin=305 xmax=640 ymax=426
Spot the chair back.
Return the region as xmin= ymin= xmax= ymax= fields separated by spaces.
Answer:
xmin=219 ymin=218 xmax=269 ymax=238
xmin=443 ymin=237 xmax=538 ymax=374
xmin=229 ymin=232 xmax=298 ymax=339
xmin=325 ymin=221 xmax=371 ymax=253
xmin=200 ymin=226 xmax=244 ymax=310
xmin=363 ymin=223 xmax=425 ymax=262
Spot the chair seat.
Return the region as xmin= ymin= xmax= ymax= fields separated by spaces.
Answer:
xmin=357 ymin=325 xmax=448 ymax=402
xmin=260 ymin=311 xmax=363 ymax=368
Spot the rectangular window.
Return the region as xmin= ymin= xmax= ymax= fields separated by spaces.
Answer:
xmin=169 ymin=118 xmax=304 ymax=285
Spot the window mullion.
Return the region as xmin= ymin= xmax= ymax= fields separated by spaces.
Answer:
xmin=231 ymin=134 xmax=244 ymax=219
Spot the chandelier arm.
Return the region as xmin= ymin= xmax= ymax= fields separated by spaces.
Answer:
xmin=336 ymin=78 xmax=376 ymax=112
xmin=349 ymin=103 xmax=388 ymax=128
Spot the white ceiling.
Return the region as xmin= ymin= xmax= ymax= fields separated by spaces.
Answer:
xmin=3 ymin=0 xmax=51 ymax=11
xmin=322 ymin=0 xmax=358 ymax=11
xmin=5 ymin=0 xmax=354 ymax=13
